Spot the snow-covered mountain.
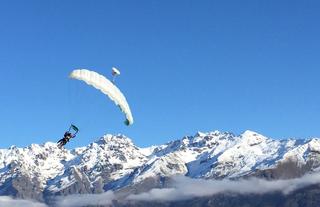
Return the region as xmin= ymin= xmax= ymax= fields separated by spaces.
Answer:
xmin=1 ymin=130 xmax=320 ymax=203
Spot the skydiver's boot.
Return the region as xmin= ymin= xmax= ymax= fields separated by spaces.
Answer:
xmin=57 ymin=139 xmax=66 ymax=149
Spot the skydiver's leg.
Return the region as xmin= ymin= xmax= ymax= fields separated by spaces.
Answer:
xmin=57 ymin=138 xmax=67 ymax=148
xmin=57 ymin=141 xmax=63 ymax=149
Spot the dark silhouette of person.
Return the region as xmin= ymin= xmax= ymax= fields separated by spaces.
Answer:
xmin=57 ymin=131 xmax=76 ymax=148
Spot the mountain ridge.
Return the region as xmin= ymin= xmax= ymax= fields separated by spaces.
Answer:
xmin=1 ymin=130 xmax=320 ymax=205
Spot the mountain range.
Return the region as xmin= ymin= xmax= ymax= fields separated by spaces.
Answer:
xmin=1 ymin=130 xmax=320 ymax=207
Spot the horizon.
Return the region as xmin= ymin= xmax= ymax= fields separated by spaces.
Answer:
xmin=1 ymin=129 xmax=318 ymax=149
xmin=1 ymin=1 xmax=320 ymax=148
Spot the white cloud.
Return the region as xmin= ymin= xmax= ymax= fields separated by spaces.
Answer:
xmin=54 ymin=191 xmax=115 ymax=207
xmin=127 ymin=172 xmax=320 ymax=201
xmin=3 ymin=172 xmax=319 ymax=206
xmin=0 ymin=196 xmax=47 ymax=207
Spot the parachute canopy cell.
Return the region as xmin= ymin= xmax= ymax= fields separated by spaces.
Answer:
xmin=69 ymin=69 xmax=134 ymax=125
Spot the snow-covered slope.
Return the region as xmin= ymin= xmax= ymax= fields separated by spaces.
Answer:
xmin=0 ymin=142 xmax=74 ymax=190
xmin=1 ymin=130 xmax=320 ymax=200
xmin=46 ymin=134 xmax=147 ymax=194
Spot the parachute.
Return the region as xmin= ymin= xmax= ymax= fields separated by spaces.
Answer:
xmin=111 ymin=67 xmax=121 ymax=83
xmin=69 ymin=124 xmax=79 ymax=135
xmin=112 ymin=67 xmax=120 ymax=76
xmin=69 ymin=69 xmax=134 ymax=125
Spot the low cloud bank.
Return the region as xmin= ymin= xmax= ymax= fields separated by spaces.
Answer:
xmin=54 ymin=172 xmax=320 ymax=205
xmin=3 ymin=172 xmax=320 ymax=206
xmin=127 ymin=172 xmax=320 ymax=201
xmin=54 ymin=191 xmax=115 ymax=207
xmin=0 ymin=196 xmax=47 ymax=207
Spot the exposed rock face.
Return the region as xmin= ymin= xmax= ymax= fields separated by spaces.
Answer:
xmin=0 ymin=131 xmax=320 ymax=207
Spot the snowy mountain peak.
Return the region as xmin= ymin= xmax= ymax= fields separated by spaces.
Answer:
xmin=240 ymin=130 xmax=269 ymax=145
xmin=241 ymin=130 xmax=264 ymax=138
xmin=95 ymin=134 xmax=134 ymax=146
xmin=194 ymin=131 xmax=207 ymax=137
xmin=86 ymin=134 xmax=139 ymax=157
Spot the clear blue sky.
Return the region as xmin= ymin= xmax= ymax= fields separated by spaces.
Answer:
xmin=0 ymin=0 xmax=319 ymax=148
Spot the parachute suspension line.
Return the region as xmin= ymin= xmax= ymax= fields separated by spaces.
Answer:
xmin=68 ymin=75 xmax=81 ymax=126
xmin=67 ymin=77 xmax=73 ymax=124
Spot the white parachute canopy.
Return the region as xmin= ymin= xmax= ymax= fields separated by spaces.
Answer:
xmin=111 ymin=67 xmax=121 ymax=83
xmin=69 ymin=69 xmax=134 ymax=125
xmin=112 ymin=67 xmax=120 ymax=76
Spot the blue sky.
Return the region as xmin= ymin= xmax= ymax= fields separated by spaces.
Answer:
xmin=0 ymin=0 xmax=319 ymax=148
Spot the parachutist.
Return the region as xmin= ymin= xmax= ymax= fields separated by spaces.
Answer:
xmin=57 ymin=125 xmax=79 ymax=148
